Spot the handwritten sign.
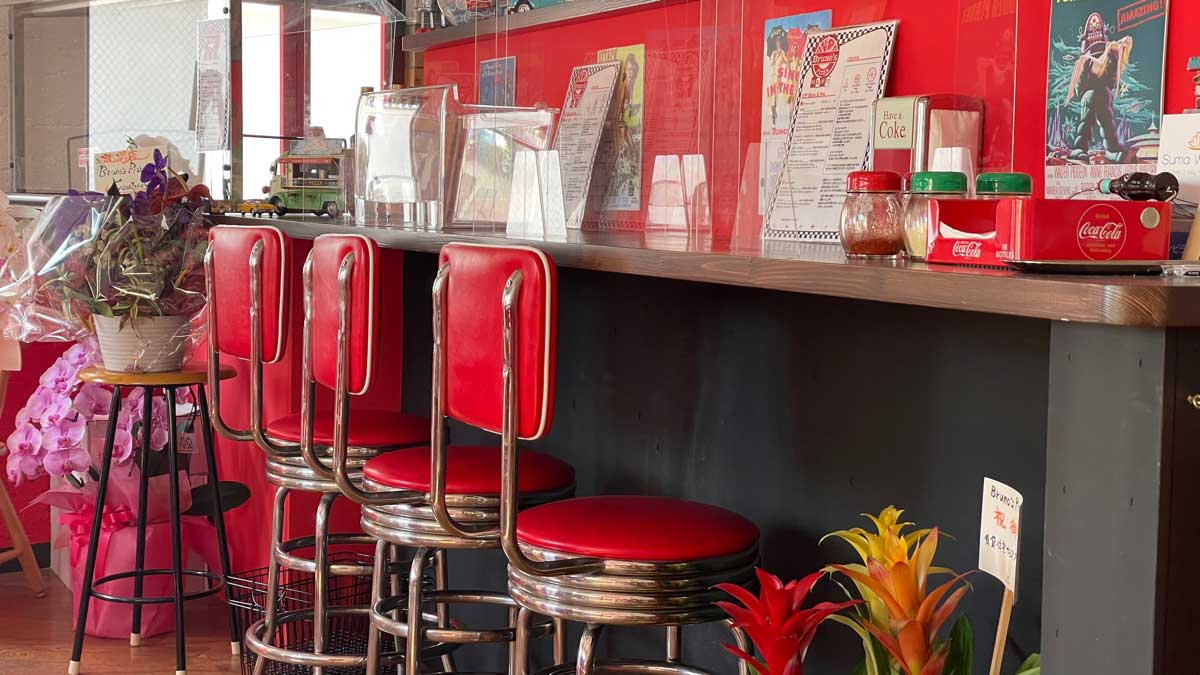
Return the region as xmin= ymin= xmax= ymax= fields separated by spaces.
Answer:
xmin=979 ymin=477 xmax=1022 ymax=593
xmin=93 ymin=145 xmax=166 ymax=194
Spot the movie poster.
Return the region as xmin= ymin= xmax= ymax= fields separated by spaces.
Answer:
xmin=1044 ymin=0 xmax=1168 ymax=198
xmin=480 ymin=56 xmax=516 ymax=107
xmin=760 ymin=10 xmax=832 ymax=213
xmin=597 ymin=44 xmax=645 ymax=211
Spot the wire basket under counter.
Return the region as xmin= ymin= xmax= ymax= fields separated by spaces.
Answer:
xmin=226 ymin=552 xmax=384 ymax=675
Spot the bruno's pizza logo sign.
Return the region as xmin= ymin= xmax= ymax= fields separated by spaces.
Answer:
xmin=568 ymin=70 xmax=590 ymax=109
xmin=810 ymin=35 xmax=840 ymax=88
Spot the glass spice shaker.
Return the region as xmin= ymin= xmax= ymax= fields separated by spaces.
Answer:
xmin=976 ymin=172 xmax=1033 ymax=200
xmin=839 ymin=171 xmax=903 ymax=258
xmin=902 ymin=171 xmax=968 ymax=261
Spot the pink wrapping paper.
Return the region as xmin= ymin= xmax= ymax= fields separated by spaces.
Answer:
xmin=30 ymin=469 xmax=221 ymax=638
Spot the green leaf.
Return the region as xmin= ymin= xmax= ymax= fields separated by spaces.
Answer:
xmin=828 ymin=614 xmax=881 ymax=675
xmin=1013 ymin=654 xmax=1040 ymax=675
xmin=944 ymin=615 xmax=972 ymax=675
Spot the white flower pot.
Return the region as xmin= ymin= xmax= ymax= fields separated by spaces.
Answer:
xmin=93 ymin=314 xmax=191 ymax=373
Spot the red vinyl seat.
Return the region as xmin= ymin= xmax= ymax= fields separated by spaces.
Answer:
xmin=266 ymin=409 xmax=430 ymax=447
xmin=515 ymin=495 xmax=760 ymax=562
xmin=363 ymin=446 xmax=575 ymax=495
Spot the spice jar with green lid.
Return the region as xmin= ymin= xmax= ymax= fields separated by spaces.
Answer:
xmin=976 ymin=172 xmax=1033 ymax=199
xmin=902 ymin=171 xmax=969 ymax=260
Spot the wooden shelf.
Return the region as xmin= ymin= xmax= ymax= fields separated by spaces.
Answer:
xmin=402 ymin=0 xmax=667 ymax=52
xmin=215 ymin=214 xmax=1200 ymax=328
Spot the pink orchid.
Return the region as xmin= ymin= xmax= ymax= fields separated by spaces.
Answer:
xmin=62 ymin=343 xmax=93 ymax=368
xmin=73 ymin=383 xmax=108 ymax=420
xmin=6 ymin=425 xmax=43 ymax=456
xmin=14 ymin=406 xmax=30 ymax=427
xmin=6 ymin=451 xmax=43 ymax=486
xmin=39 ymin=359 xmax=77 ymax=394
xmin=28 ymin=387 xmax=72 ymax=427
xmin=123 ymin=387 xmax=145 ymax=416
xmin=116 ymin=410 xmax=134 ymax=432
xmin=149 ymin=426 xmax=169 ymax=452
xmin=42 ymin=416 xmax=86 ymax=454
xmin=43 ymin=446 xmax=92 ymax=476
xmin=112 ymin=428 xmax=135 ymax=464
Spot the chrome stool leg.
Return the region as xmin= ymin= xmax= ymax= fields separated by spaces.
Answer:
xmin=405 ymin=547 xmax=430 ymax=675
xmin=129 ymin=387 xmax=153 ymax=648
xmin=727 ymin=621 xmax=750 ymax=675
xmin=312 ymin=491 xmax=338 ymax=675
xmin=252 ymin=486 xmax=290 ymax=675
xmin=513 ymin=607 xmax=534 ymax=675
xmin=576 ymin=623 xmax=605 ymax=675
xmin=434 ymin=549 xmax=456 ymax=674
xmin=553 ymin=618 xmax=567 ymax=665
xmin=666 ymin=626 xmax=681 ymax=664
xmin=367 ymin=539 xmax=388 ymax=675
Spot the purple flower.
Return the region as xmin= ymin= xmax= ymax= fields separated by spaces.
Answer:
xmin=28 ymin=387 xmax=72 ymax=427
xmin=39 ymin=359 xmax=77 ymax=394
xmin=5 ymin=425 xmax=42 ymax=456
xmin=73 ymin=383 xmax=108 ymax=420
xmin=63 ymin=343 xmax=94 ymax=368
xmin=43 ymin=446 xmax=91 ymax=477
xmin=41 ymin=416 xmax=86 ymax=453
xmin=112 ymin=428 xmax=135 ymax=464
xmin=6 ymin=452 xmax=42 ymax=486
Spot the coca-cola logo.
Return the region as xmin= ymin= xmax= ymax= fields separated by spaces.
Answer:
xmin=1076 ymin=204 xmax=1127 ymax=260
xmin=952 ymin=241 xmax=983 ymax=259
xmin=810 ymin=35 xmax=840 ymax=88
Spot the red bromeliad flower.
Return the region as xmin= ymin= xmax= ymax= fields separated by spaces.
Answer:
xmin=717 ymin=568 xmax=862 ymax=675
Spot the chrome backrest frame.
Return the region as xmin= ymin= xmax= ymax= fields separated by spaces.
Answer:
xmin=306 ymin=247 xmax=422 ymax=506
xmin=205 ymin=239 xmax=293 ymax=458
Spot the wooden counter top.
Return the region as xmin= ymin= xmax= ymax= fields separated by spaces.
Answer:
xmin=216 ymin=214 xmax=1200 ymax=328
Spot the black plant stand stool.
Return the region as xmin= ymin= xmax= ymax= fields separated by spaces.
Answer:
xmin=67 ymin=365 xmax=239 ymax=675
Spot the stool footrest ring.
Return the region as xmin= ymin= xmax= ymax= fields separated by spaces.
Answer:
xmin=244 ymin=605 xmax=456 ymax=669
xmin=372 ymin=589 xmax=555 ymax=644
xmin=91 ymin=569 xmax=224 ymax=605
xmin=534 ymin=659 xmax=717 ymax=675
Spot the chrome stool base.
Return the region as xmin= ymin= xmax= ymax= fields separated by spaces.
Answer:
xmin=533 ymin=660 xmax=716 ymax=675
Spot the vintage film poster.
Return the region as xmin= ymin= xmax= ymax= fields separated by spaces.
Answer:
xmin=1044 ymin=0 xmax=1168 ymax=198
xmin=760 ymin=10 xmax=832 ymax=214
xmin=553 ymin=62 xmax=622 ymax=229
xmin=479 ymin=56 xmax=517 ymax=107
xmin=764 ymin=21 xmax=899 ymax=241
xmin=596 ymin=44 xmax=645 ymax=211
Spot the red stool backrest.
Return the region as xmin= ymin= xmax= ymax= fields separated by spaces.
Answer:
xmin=438 ymin=243 xmax=557 ymax=440
xmin=309 ymin=234 xmax=382 ymax=396
xmin=208 ymin=225 xmax=290 ymax=363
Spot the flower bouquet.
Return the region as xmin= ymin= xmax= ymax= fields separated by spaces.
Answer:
xmin=0 ymin=147 xmax=210 ymax=372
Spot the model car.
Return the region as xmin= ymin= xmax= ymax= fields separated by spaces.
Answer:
xmin=508 ymin=0 xmax=568 ymax=14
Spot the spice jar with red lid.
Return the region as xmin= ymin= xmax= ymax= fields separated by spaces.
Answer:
xmin=839 ymin=171 xmax=903 ymax=258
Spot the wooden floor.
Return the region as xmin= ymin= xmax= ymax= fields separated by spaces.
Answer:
xmin=0 ymin=570 xmax=241 ymax=674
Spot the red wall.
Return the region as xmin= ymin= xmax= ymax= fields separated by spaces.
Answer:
xmin=422 ymin=0 xmax=1200 ymax=238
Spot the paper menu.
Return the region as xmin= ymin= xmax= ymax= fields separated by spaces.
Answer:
xmin=553 ymin=62 xmax=622 ymax=229
xmin=764 ymin=21 xmax=899 ymax=241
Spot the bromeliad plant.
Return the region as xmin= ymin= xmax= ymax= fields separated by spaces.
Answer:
xmin=717 ymin=568 xmax=862 ymax=675
xmin=824 ymin=507 xmax=973 ymax=675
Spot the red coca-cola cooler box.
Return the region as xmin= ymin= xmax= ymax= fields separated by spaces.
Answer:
xmin=926 ymin=198 xmax=1171 ymax=267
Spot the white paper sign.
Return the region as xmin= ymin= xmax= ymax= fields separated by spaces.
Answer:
xmin=553 ymin=62 xmax=621 ymax=230
xmin=195 ymin=18 xmax=231 ymax=152
xmin=764 ymin=21 xmax=899 ymax=242
xmin=1157 ymin=114 xmax=1200 ymax=204
xmin=979 ymin=477 xmax=1023 ymax=593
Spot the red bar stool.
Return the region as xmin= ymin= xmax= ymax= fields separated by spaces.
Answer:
xmin=453 ymin=246 xmax=758 ymax=675
xmin=205 ymin=225 xmax=431 ymax=673
xmin=314 ymin=239 xmax=574 ymax=675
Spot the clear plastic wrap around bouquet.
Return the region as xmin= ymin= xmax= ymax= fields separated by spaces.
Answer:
xmin=0 ymin=150 xmax=211 ymax=372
